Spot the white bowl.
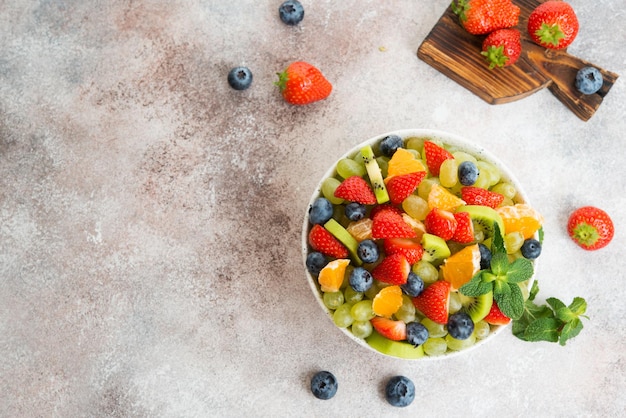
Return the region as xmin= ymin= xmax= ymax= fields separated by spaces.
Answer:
xmin=302 ymin=129 xmax=538 ymax=360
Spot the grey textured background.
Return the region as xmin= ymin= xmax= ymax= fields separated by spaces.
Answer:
xmin=1 ymin=0 xmax=625 ymax=416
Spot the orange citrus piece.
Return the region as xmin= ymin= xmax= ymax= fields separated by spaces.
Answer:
xmin=496 ymin=204 xmax=544 ymax=239
xmin=428 ymin=184 xmax=466 ymax=211
xmin=441 ymin=244 xmax=481 ymax=291
xmin=318 ymin=259 xmax=350 ymax=293
xmin=372 ymin=285 xmax=403 ymax=317
xmin=386 ymin=148 xmax=426 ymax=178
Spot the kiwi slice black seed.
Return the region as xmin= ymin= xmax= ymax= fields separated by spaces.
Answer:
xmin=459 ymin=291 xmax=493 ymax=323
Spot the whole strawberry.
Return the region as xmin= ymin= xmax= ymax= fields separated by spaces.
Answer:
xmin=275 ymin=61 xmax=332 ymax=105
xmin=481 ymin=28 xmax=522 ymax=69
xmin=451 ymin=0 xmax=520 ymax=36
xmin=567 ymin=206 xmax=614 ymax=251
xmin=527 ymin=0 xmax=579 ymax=50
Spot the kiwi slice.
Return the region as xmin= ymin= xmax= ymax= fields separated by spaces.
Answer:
xmin=366 ymin=330 xmax=424 ymax=359
xmin=360 ymin=145 xmax=390 ymax=204
xmin=420 ymin=233 xmax=451 ymax=265
xmin=459 ymin=291 xmax=493 ymax=323
xmin=324 ymin=219 xmax=362 ymax=265
xmin=455 ymin=205 xmax=505 ymax=241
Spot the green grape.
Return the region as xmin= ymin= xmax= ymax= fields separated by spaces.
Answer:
xmin=476 ymin=161 xmax=500 ymax=187
xmin=333 ymin=303 xmax=354 ymax=328
xmin=473 ymin=170 xmax=492 ymax=189
xmin=351 ymin=320 xmax=373 ymax=339
xmin=321 ymin=177 xmax=344 ymax=204
xmin=417 ymin=178 xmax=439 ymax=201
xmin=336 ymin=158 xmax=366 ymax=179
xmin=474 ymin=320 xmax=491 ymax=340
xmin=342 ymin=265 xmax=354 ymax=289
xmin=376 ymin=156 xmax=389 ymax=178
xmin=364 ymin=281 xmax=381 ymax=299
xmin=448 ymin=292 xmax=462 ymax=314
xmin=412 ymin=260 xmax=439 ymax=284
xmin=405 ymin=137 xmax=424 ymax=151
xmin=452 ymin=151 xmax=477 ymax=165
xmin=407 ymin=149 xmax=420 ymax=159
xmin=344 ymin=286 xmax=364 ymax=304
xmin=504 ymin=231 xmax=524 ymax=254
xmin=350 ymin=300 xmax=375 ymax=321
xmin=395 ymin=295 xmax=417 ymax=323
xmin=491 ymin=182 xmax=517 ymax=200
xmin=420 ymin=317 xmax=447 ymax=338
xmin=323 ymin=291 xmax=344 ymax=310
xmin=446 ymin=332 xmax=476 ymax=351
xmin=423 ymin=337 xmax=448 ymax=356
xmin=402 ymin=195 xmax=429 ymax=221
xmin=439 ymin=159 xmax=458 ymax=188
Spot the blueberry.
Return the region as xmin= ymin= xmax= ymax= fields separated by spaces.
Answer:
xmin=357 ymin=239 xmax=379 ymax=264
xmin=349 ymin=267 xmax=373 ymax=292
xmin=447 ymin=312 xmax=475 ymax=340
xmin=345 ymin=202 xmax=366 ymax=221
xmin=309 ymin=197 xmax=333 ymax=225
xmin=478 ymin=243 xmax=492 ymax=270
xmin=521 ymin=238 xmax=542 ymax=259
xmin=379 ymin=135 xmax=404 ymax=157
xmin=306 ymin=252 xmax=327 ymax=275
xmin=401 ymin=272 xmax=424 ymax=297
xmin=385 ymin=376 xmax=415 ymax=407
xmin=458 ymin=161 xmax=479 ymax=186
xmin=310 ymin=370 xmax=338 ymax=400
xmin=227 ymin=66 xmax=253 ymax=91
xmin=575 ymin=67 xmax=603 ymax=95
xmin=278 ymin=0 xmax=304 ymax=25
xmin=406 ymin=321 xmax=429 ymax=346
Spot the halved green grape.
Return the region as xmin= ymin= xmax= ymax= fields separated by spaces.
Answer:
xmin=333 ymin=303 xmax=354 ymax=328
xmin=417 ymin=178 xmax=438 ymax=201
xmin=402 ymin=194 xmax=429 ymax=221
xmin=344 ymin=286 xmax=364 ymax=304
xmin=474 ymin=320 xmax=491 ymax=340
xmin=394 ymin=295 xmax=417 ymax=323
xmin=504 ymin=231 xmax=525 ymax=254
xmin=446 ymin=332 xmax=476 ymax=351
xmin=423 ymin=337 xmax=448 ymax=356
xmin=439 ymin=159 xmax=458 ymax=188
xmin=476 ymin=161 xmax=500 ymax=187
xmin=350 ymin=300 xmax=375 ymax=322
xmin=337 ymin=158 xmax=366 ymax=179
xmin=323 ymin=291 xmax=344 ymax=310
xmin=421 ymin=317 xmax=447 ymax=338
xmin=412 ymin=260 xmax=439 ymax=284
xmin=491 ymin=182 xmax=517 ymax=200
xmin=321 ymin=177 xmax=344 ymax=204
xmin=351 ymin=320 xmax=373 ymax=339
xmin=448 ymin=292 xmax=463 ymax=314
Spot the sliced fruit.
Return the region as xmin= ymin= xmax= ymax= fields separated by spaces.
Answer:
xmin=461 ymin=186 xmax=504 ymax=209
xmin=371 ymin=253 xmax=410 ymax=285
xmin=441 ymin=244 xmax=481 ymax=291
xmin=459 ymin=291 xmax=493 ymax=323
xmin=428 ymin=184 xmax=466 ymax=211
xmin=361 ymin=145 xmax=389 ymax=204
xmin=334 ymin=176 xmax=377 ymax=205
xmin=366 ymin=330 xmax=424 ymax=359
xmin=346 ymin=218 xmax=373 ymax=241
xmin=318 ymin=259 xmax=350 ymax=293
xmin=386 ymin=148 xmax=426 ymax=178
xmin=324 ymin=218 xmax=362 ymax=265
xmin=383 ymin=238 xmax=424 ymax=264
xmin=385 ymin=171 xmax=426 ymax=205
xmin=496 ymin=203 xmax=544 ymax=239
xmin=451 ymin=211 xmax=474 ymax=243
xmin=308 ymin=224 xmax=349 ymax=259
xmin=412 ymin=280 xmax=451 ymax=324
xmin=424 ymin=207 xmax=458 ymax=241
xmin=423 ymin=141 xmax=454 ymax=176
xmin=401 ymin=214 xmax=426 ymax=241
xmin=370 ymin=317 xmax=407 ymax=341
xmin=484 ymin=299 xmax=510 ymax=325
xmin=371 ymin=207 xmax=416 ymax=239
xmin=420 ymin=233 xmax=451 ymax=265
xmin=456 ymin=205 xmax=505 ymax=241
xmin=372 ymin=285 xmax=404 ymax=317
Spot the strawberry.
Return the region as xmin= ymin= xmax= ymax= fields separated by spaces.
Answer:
xmin=370 ymin=317 xmax=407 ymax=341
xmin=423 ymin=141 xmax=454 ymax=176
xmin=461 ymin=186 xmax=504 ymax=209
xmin=370 ymin=204 xmax=403 ymax=219
xmin=481 ymin=28 xmax=522 ymax=69
xmin=412 ymin=280 xmax=451 ymax=324
xmin=385 ymin=171 xmax=426 ymax=205
xmin=424 ymin=208 xmax=458 ymax=241
xmin=451 ymin=211 xmax=474 ymax=244
xmin=275 ymin=61 xmax=332 ymax=105
xmin=527 ymin=1 xmax=579 ymax=50
xmin=484 ymin=299 xmax=510 ymax=325
xmin=451 ymin=0 xmax=520 ymax=36
xmin=371 ymin=253 xmax=411 ymax=285
xmin=334 ymin=176 xmax=377 ymax=205
xmin=567 ymin=206 xmax=614 ymax=251
xmin=383 ymin=238 xmax=424 ymax=264
xmin=308 ymin=224 xmax=349 ymax=258
xmin=371 ymin=207 xmax=417 ymax=239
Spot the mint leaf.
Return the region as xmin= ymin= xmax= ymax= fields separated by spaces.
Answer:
xmin=494 ymin=281 xmax=524 ymax=320
xmin=556 ymin=307 xmax=577 ymax=323
xmin=490 ymin=252 xmax=509 ymax=276
xmin=491 ymin=223 xmax=505 ymax=255
xmin=528 ymin=280 xmax=539 ymax=301
xmin=546 ymin=297 xmax=566 ymax=312
xmin=459 ymin=272 xmax=492 ymax=296
xmin=524 ymin=317 xmax=560 ymax=342
xmin=560 ymin=318 xmax=583 ymax=346
xmin=538 ymin=227 xmax=544 ymax=244
xmin=569 ymin=297 xmax=587 ymax=316
xmin=505 ymin=258 xmax=534 ymax=283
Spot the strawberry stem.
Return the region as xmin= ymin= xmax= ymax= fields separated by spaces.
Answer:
xmin=274 ymin=70 xmax=288 ymax=92
xmin=450 ymin=0 xmax=469 ymax=22
xmin=535 ymin=22 xmax=565 ymax=47
xmin=481 ymin=45 xmax=509 ymax=69
xmin=573 ymin=223 xmax=599 ymax=247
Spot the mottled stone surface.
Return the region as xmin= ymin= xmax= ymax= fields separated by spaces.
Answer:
xmin=1 ymin=1 xmax=625 ymax=416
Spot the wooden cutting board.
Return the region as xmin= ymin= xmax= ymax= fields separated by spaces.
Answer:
xmin=417 ymin=0 xmax=619 ymax=121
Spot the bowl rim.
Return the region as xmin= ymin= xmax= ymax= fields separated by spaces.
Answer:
xmin=302 ymin=128 xmax=537 ymax=360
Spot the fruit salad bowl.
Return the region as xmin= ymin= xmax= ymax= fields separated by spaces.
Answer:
xmin=302 ymin=129 xmax=543 ymax=360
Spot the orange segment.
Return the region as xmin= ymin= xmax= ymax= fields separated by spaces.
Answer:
xmin=428 ymin=184 xmax=466 ymax=211
xmin=387 ymin=148 xmax=426 ymax=178
xmin=441 ymin=244 xmax=481 ymax=291
xmin=372 ymin=285 xmax=403 ymax=317
xmin=496 ymin=204 xmax=544 ymax=239
xmin=318 ymin=259 xmax=350 ymax=293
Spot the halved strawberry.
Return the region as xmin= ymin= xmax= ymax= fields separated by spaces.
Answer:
xmin=412 ymin=280 xmax=451 ymax=324
xmin=461 ymin=186 xmax=504 ymax=209
xmin=370 ymin=204 xmax=403 ymax=219
xmin=484 ymin=299 xmax=511 ymax=325
xmin=370 ymin=317 xmax=407 ymax=341
xmin=451 ymin=211 xmax=474 ymax=243
xmin=308 ymin=224 xmax=349 ymax=258
xmin=371 ymin=207 xmax=416 ymax=239
xmin=424 ymin=208 xmax=458 ymax=240
xmin=423 ymin=141 xmax=454 ymax=176
xmin=371 ymin=253 xmax=410 ymax=285
xmin=383 ymin=238 xmax=424 ymax=264
xmin=334 ymin=176 xmax=377 ymax=205
xmin=385 ymin=171 xmax=426 ymax=205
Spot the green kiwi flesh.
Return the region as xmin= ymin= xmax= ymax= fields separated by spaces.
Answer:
xmin=366 ymin=330 xmax=425 ymax=359
xmin=360 ymin=145 xmax=390 ymax=204
xmin=459 ymin=291 xmax=493 ymax=323
xmin=324 ymin=218 xmax=362 ymax=266
xmin=455 ymin=205 xmax=505 ymax=241
xmin=421 ymin=233 xmax=451 ymax=265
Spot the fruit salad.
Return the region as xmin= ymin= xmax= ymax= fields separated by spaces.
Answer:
xmin=303 ymin=130 xmax=544 ymax=359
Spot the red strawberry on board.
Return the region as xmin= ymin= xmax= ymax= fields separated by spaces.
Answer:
xmin=308 ymin=224 xmax=349 ymax=258
xmin=412 ymin=280 xmax=451 ymax=325
xmin=451 ymin=0 xmax=521 ymax=36
xmin=461 ymin=186 xmax=504 ymax=209
xmin=424 ymin=207 xmax=458 ymax=241
xmin=371 ymin=253 xmax=411 ymax=285
xmin=481 ymin=28 xmax=522 ymax=69
xmin=484 ymin=299 xmax=511 ymax=325
xmin=527 ymin=0 xmax=579 ymax=50
xmin=383 ymin=238 xmax=424 ymax=264
xmin=334 ymin=176 xmax=377 ymax=205
xmin=385 ymin=171 xmax=426 ymax=205
xmin=567 ymin=206 xmax=614 ymax=251
xmin=372 ymin=207 xmax=417 ymax=239
xmin=451 ymin=211 xmax=475 ymax=244
xmin=371 ymin=317 xmax=407 ymax=341
xmin=423 ymin=141 xmax=454 ymax=176
xmin=275 ymin=61 xmax=332 ymax=105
